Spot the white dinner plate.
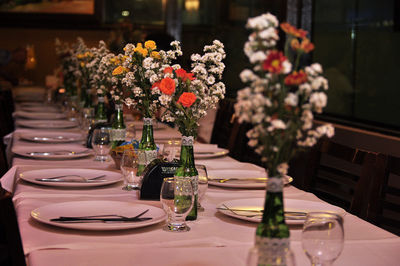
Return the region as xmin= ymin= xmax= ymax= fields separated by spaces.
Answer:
xmin=14 ymin=111 xmax=66 ymax=120
xmin=19 ymin=132 xmax=84 ymax=143
xmin=19 ymin=106 xmax=60 ymax=112
xmin=217 ymin=198 xmax=346 ymax=224
xmin=208 ymin=171 xmax=293 ymax=189
xmin=16 ymin=120 xmax=77 ymax=129
xmin=31 ymin=201 xmax=166 ymax=230
xmin=19 ymin=168 xmax=122 ymax=188
xmin=13 ymin=146 xmax=92 ymax=160
xmin=194 ymin=148 xmax=229 ymax=159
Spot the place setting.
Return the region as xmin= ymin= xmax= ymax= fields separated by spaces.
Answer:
xmin=30 ymin=200 xmax=166 ymax=231
xmin=14 ymin=111 xmax=66 ymax=120
xmin=208 ymin=169 xmax=293 ymax=189
xmin=12 ymin=145 xmax=92 ymax=160
xmin=18 ymin=131 xmax=84 ymax=144
xmin=16 ymin=119 xmax=78 ymax=129
xmin=19 ymin=168 xmax=123 ymax=188
xmin=216 ymin=197 xmax=346 ymax=225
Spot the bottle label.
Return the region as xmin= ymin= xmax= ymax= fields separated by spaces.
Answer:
xmin=255 ymin=237 xmax=290 ymax=265
xmin=115 ymin=104 xmax=123 ymax=111
xmin=96 ymin=118 xmax=108 ymax=123
xmin=190 ymin=175 xmax=198 ymax=195
xmin=143 ymin=117 xmax=153 ymax=126
xmin=267 ymin=177 xmax=283 ymax=192
xmin=181 ymin=136 xmax=194 ymax=146
xmin=111 ymin=129 xmax=126 ymax=141
xmin=138 ymin=149 xmax=157 ymax=165
xmin=98 ymin=96 xmax=104 ymax=103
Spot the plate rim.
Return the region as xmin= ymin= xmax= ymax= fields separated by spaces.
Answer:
xmin=19 ymin=168 xmax=123 ymax=188
xmin=16 ymin=120 xmax=77 ymax=129
xmin=208 ymin=174 xmax=293 ymax=189
xmin=13 ymin=149 xmax=92 ymax=160
xmin=30 ymin=200 xmax=166 ymax=231
xmin=19 ymin=132 xmax=84 ymax=143
xmin=216 ymin=197 xmax=346 ymax=224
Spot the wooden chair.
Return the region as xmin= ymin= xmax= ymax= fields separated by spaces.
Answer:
xmin=299 ymin=139 xmax=379 ymax=218
xmin=210 ymin=98 xmax=236 ymax=149
xmin=0 ymin=186 xmax=26 ymax=266
xmin=367 ymin=154 xmax=400 ymax=236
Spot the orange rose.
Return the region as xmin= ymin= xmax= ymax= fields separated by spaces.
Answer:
xmin=175 ymin=68 xmax=188 ymax=79
xmin=177 ymin=92 xmax=196 ymax=107
xmin=159 ymin=77 xmax=175 ymax=95
xmin=151 ymin=81 xmax=160 ymax=90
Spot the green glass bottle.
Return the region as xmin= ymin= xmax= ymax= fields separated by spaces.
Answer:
xmin=95 ymin=94 xmax=108 ymax=123
xmin=137 ymin=117 xmax=157 ymax=176
xmin=254 ymin=176 xmax=291 ymax=265
xmin=111 ymin=104 xmax=126 ymax=149
xmin=175 ymin=136 xmax=198 ymax=221
xmin=83 ymin=88 xmax=92 ymax=108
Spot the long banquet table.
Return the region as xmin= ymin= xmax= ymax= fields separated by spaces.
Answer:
xmin=1 ymin=96 xmax=400 ymax=265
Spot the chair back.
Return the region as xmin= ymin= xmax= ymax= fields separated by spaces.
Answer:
xmin=302 ymin=139 xmax=379 ymax=218
xmin=0 ymin=187 xmax=26 ymax=266
xmin=367 ymin=154 xmax=400 ymax=236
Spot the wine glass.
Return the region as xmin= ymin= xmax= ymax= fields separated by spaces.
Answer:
xmin=120 ymin=149 xmax=140 ymax=190
xmin=160 ymin=177 xmax=194 ymax=232
xmin=302 ymin=212 xmax=344 ymax=266
xmin=91 ymin=128 xmax=112 ymax=162
xmin=162 ymin=138 xmax=180 ymax=162
xmin=196 ymin=164 xmax=208 ymax=212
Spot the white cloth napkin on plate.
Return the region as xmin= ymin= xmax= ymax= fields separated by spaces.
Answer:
xmin=208 ymin=168 xmax=266 ymax=180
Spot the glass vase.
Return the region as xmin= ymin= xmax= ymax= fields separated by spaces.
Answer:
xmin=94 ymin=94 xmax=108 ymax=123
xmin=247 ymin=175 xmax=294 ymax=266
xmin=175 ymin=135 xmax=198 ymax=221
xmin=137 ymin=117 xmax=157 ymax=176
xmin=110 ymin=104 xmax=126 ymax=149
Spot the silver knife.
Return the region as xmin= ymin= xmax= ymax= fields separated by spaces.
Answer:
xmin=35 ymin=178 xmax=108 ymax=183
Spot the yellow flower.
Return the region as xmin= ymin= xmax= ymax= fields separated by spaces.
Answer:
xmin=151 ymin=51 xmax=160 ymax=59
xmin=112 ymin=66 xmax=125 ymax=75
xmin=76 ymin=53 xmax=85 ymax=59
xmin=137 ymin=47 xmax=148 ymax=57
xmin=84 ymin=51 xmax=93 ymax=57
xmin=80 ymin=62 xmax=85 ymax=68
xmin=145 ymin=40 xmax=157 ymax=50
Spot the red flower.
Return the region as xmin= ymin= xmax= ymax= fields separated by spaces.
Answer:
xmin=163 ymin=67 xmax=173 ymax=74
xmin=175 ymin=68 xmax=196 ymax=82
xmin=177 ymin=92 xmax=196 ymax=107
xmin=263 ymin=51 xmax=287 ymax=74
xmin=284 ymin=70 xmax=308 ymax=86
xmin=159 ymin=77 xmax=175 ymax=95
xmin=151 ymin=81 xmax=160 ymax=90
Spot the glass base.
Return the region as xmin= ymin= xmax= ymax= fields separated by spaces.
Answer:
xmin=122 ymin=184 xmax=140 ymax=191
xmin=94 ymin=155 xmax=110 ymax=162
xmin=162 ymin=223 xmax=190 ymax=232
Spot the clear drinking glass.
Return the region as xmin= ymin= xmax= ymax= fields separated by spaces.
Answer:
xmin=120 ymin=150 xmax=140 ymax=190
xmin=160 ymin=177 xmax=194 ymax=232
xmin=91 ymin=128 xmax=112 ymax=161
xmin=302 ymin=212 xmax=344 ymax=266
xmin=196 ymin=164 xmax=208 ymax=212
xmin=162 ymin=138 xmax=180 ymax=162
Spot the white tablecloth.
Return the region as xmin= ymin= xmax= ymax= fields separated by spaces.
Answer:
xmin=1 ymin=104 xmax=399 ymax=266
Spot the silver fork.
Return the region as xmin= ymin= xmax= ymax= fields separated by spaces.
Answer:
xmin=44 ymin=174 xmax=105 ymax=180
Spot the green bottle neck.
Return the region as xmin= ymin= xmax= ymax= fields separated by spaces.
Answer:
xmin=257 ymin=176 xmax=289 ymax=238
xmin=95 ymin=95 xmax=107 ymax=120
xmin=139 ymin=117 xmax=156 ymax=149
xmin=176 ymin=136 xmax=198 ymax=177
xmin=112 ymin=105 xmax=125 ymax=129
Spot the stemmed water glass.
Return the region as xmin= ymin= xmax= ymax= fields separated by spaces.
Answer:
xmin=120 ymin=149 xmax=140 ymax=190
xmin=196 ymin=164 xmax=208 ymax=212
xmin=302 ymin=212 xmax=344 ymax=266
xmin=160 ymin=177 xmax=194 ymax=232
xmin=162 ymin=138 xmax=180 ymax=162
xmin=91 ymin=128 xmax=112 ymax=162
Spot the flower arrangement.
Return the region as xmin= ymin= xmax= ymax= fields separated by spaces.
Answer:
xmin=74 ymin=38 xmax=92 ymax=93
xmin=234 ymin=13 xmax=334 ymax=177
xmin=112 ymin=40 xmax=181 ymax=117
xmin=153 ymin=40 xmax=226 ymax=137
xmin=55 ymin=38 xmax=80 ymax=96
xmin=97 ymin=52 xmax=125 ymax=104
xmin=84 ymin=41 xmax=110 ymax=96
